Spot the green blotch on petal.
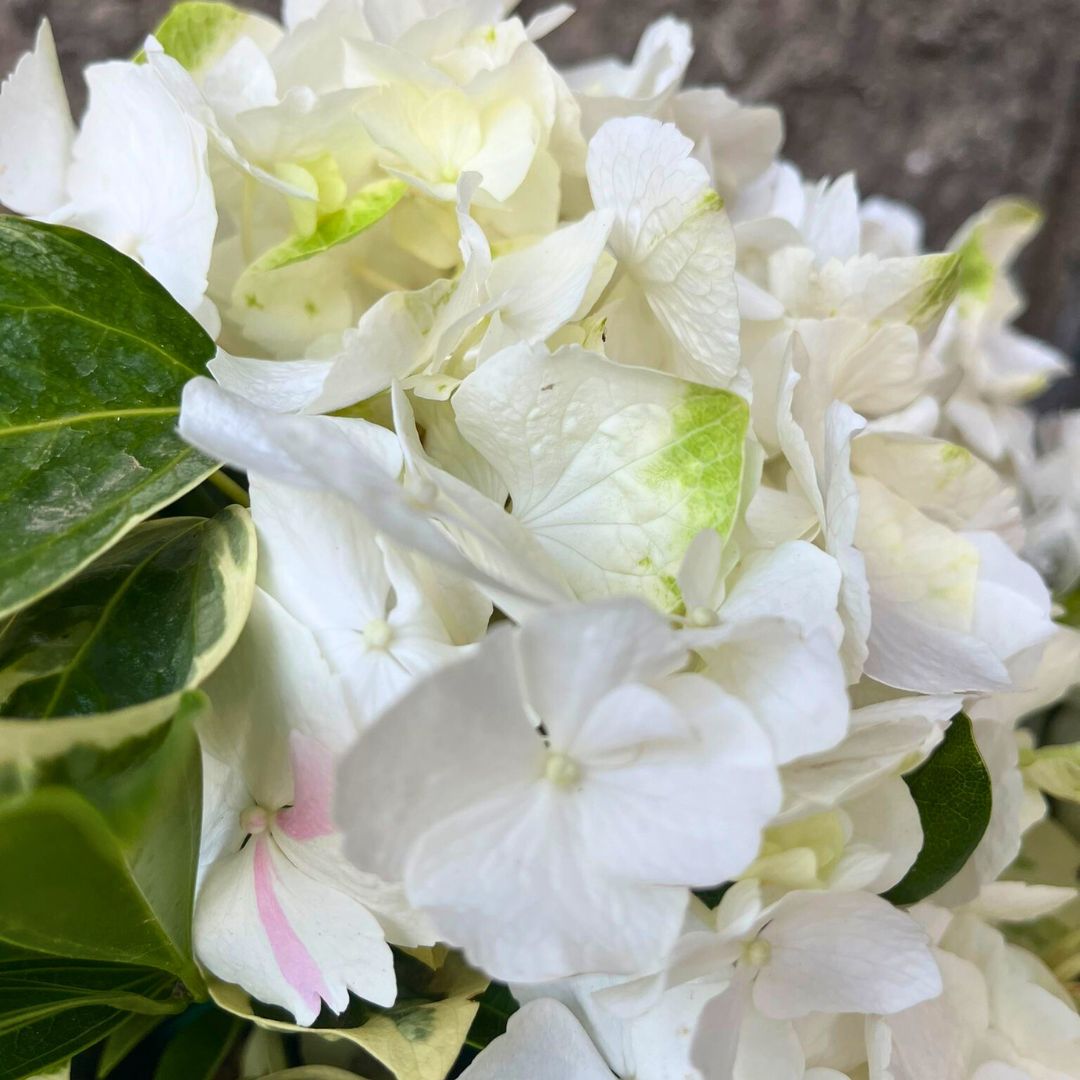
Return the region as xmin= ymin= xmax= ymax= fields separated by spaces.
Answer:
xmin=699 ymin=190 xmax=724 ymax=212
xmin=640 ymin=385 xmax=749 ymax=550
xmin=909 ymin=251 xmax=962 ymax=330
xmin=956 ymin=229 xmax=996 ymax=304
xmin=250 ymin=177 xmax=408 ymax=273
xmin=136 ymin=2 xmax=246 ymax=72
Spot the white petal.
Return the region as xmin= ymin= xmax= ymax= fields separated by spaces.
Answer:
xmin=575 ymin=678 xmax=777 ymax=885
xmin=486 ymin=211 xmax=614 ymax=343
xmin=196 ymin=833 xmax=395 ymax=1025
xmin=719 ymin=541 xmax=842 ymax=638
xmin=690 ymin=973 xmax=753 ymax=1080
xmin=0 ymin=20 xmax=74 ymax=216
xmin=755 ymin=891 xmax=942 ymax=1019
xmin=837 ymin=776 xmax=923 ymax=894
xmin=588 ymin=117 xmax=740 ymax=383
xmin=697 ymin=621 xmax=849 ymax=764
xmin=250 ymin=476 xmax=391 ymax=632
xmin=336 ymin=629 xmax=543 ymax=884
xmin=515 ymin=599 xmax=687 ymax=743
xmin=209 ymin=351 xmax=334 ymax=414
xmin=146 ymin=44 xmax=311 ymax=198
xmin=459 ymin=999 xmax=613 ymax=1080
xmin=69 ymin=60 xmax=216 ymax=312
xmin=406 ymin=783 xmax=688 ymax=981
xmin=201 ymin=589 xmax=355 ymax=800
xmin=782 ymin=692 xmax=955 ymax=810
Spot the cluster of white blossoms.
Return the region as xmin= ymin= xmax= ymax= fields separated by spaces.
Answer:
xmin=4 ymin=1 xmax=1080 ymax=1076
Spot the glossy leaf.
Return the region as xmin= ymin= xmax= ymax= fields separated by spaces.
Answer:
xmin=0 ymin=218 xmax=218 ymax=619
xmin=0 ymin=508 xmax=256 ymax=718
xmin=0 ymin=1001 xmax=126 ymax=1080
xmin=0 ymin=941 xmax=183 ymax=1031
xmin=883 ymin=713 xmax=992 ymax=906
xmin=0 ymin=695 xmax=206 ymax=990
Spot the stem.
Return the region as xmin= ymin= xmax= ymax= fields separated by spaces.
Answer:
xmin=208 ymin=470 xmax=250 ymax=507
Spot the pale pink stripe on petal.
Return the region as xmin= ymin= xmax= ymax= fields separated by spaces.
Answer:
xmin=253 ymin=836 xmax=329 ymax=1018
xmin=277 ymin=732 xmax=336 ymax=841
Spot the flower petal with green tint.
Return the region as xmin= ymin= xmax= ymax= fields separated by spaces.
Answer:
xmin=250 ymin=178 xmax=408 ymax=273
xmin=136 ymin=2 xmax=258 ymax=73
xmin=453 ymin=344 xmax=749 ymax=611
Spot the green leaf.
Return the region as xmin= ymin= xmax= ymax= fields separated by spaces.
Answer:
xmin=0 ymin=218 xmax=218 ymax=620
xmin=249 ymin=179 xmax=408 ymax=273
xmin=0 ymin=508 xmax=256 ymax=719
xmin=0 ymin=1001 xmax=127 ymax=1080
xmin=153 ymin=1006 xmax=243 ymax=1080
xmin=137 ymin=2 xmax=248 ymax=72
xmin=0 ymin=940 xmax=184 ymax=1080
xmin=0 ymin=696 xmax=206 ymax=990
xmin=882 ymin=713 xmax=992 ymax=906
xmin=462 ymin=982 xmax=518 ymax=1051
xmin=0 ymin=942 xmax=184 ymax=1033
xmin=96 ymin=1011 xmax=169 ymax=1078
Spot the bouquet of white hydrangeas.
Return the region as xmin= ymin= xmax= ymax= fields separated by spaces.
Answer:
xmin=1 ymin=2 xmax=1079 ymax=1078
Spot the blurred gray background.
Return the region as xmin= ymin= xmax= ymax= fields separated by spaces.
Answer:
xmin=3 ymin=0 xmax=1079 ymax=369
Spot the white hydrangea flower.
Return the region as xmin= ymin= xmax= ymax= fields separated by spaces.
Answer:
xmin=8 ymin=2 xmax=1080 ymax=1071
xmin=336 ymin=600 xmax=782 ymax=981
xmin=249 ymin=476 xmax=490 ymax=722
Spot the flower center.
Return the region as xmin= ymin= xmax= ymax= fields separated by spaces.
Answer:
xmin=740 ymin=937 xmax=772 ymax=968
xmin=240 ymin=805 xmax=273 ymax=836
xmin=362 ymin=618 xmax=394 ymax=650
xmin=544 ymin=751 xmax=582 ymax=788
xmin=687 ymin=605 xmax=719 ymax=627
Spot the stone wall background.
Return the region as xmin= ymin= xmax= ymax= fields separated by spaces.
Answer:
xmin=2 ymin=0 xmax=1078 ymax=373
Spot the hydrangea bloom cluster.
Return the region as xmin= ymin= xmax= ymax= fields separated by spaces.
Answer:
xmin=4 ymin=2 xmax=1079 ymax=1077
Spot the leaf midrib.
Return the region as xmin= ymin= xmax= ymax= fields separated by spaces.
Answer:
xmin=38 ymin=520 xmax=204 ymax=718
xmin=0 ymin=407 xmax=180 ymax=440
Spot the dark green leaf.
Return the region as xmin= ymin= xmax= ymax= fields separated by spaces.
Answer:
xmin=0 ymin=941 xmax=184 ymax=1032
xmin=0 ymin=1001 xmax=124 ymax=1080
xmin=462 ymin=982 xmax=518 ymax=1051
xmin=0 ymin=218 xmax=218 ymax=619
xmin=0 ymin=696 xmax=206 ymax=990
xmin=883 ymin=713 xmax=992 ymax=906
xmin=152 ymin=1006 xmax=243 ymax=1080
xmin=96 ymin=1011 xmax=168 ymax=1078
xmin=0 ymin=508 xmax=255 ymax=718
